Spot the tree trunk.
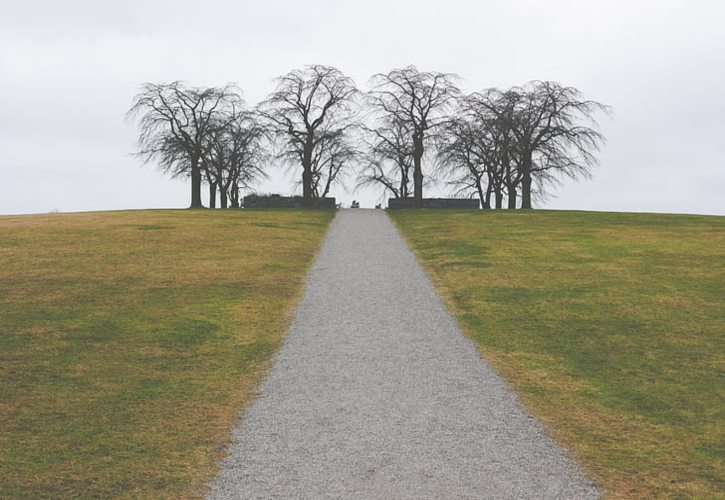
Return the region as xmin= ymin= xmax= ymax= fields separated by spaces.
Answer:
xmin=495 ymin=188 xmax=504 ymax=209
xmin=412 ymin=136 xmax=424 ymax=208
xmin=521 ymin=153 xmax=533 ymax=209
xmin=413 ymin=156 xmax=423 ymax=209
xmin=302 ymin=139 xmax=314 ymax=208
xmin=220 ymin=189 xmax=228 ymax=209
xmin=231 ymin=181 xmax=240 ymax=208
xmin=507 ymin=185 xmax=517 ymax=209
xmin=477 ymin=182 xmax=488 ymax=209
xmin=521 ymin=176 xmax=532 ymax=209
xmin=485 ymin=181 xmax=495 ymax=209
xmin=190 ymin=159 xmax=203 ymax=208
xmin=322 ymin=175 xmax=332 ymax=198
xmin=208 ymin=182 xmax=217 ymax=209
xmin=302 ymin=167 xmax=313 ymax=206
xmin=500 ymin=154 xmax=511 ymax=210
xmin=413 ymin=165 xmax=423 ymax=208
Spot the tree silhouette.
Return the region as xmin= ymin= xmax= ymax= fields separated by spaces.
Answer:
xmin=440 ymin=83 xmax=608 ymax=209
xmin=259 ymin=65 xmax=359 ymax=207
xmin=204 ymin=110 xmax=268 ymax=208
xmin=368 ymin=66 xmax=460 ymax=207
xmin=479 ymin=82 xmax=609 ymax=209
xmin=127 ymin=82 xmax=240 ymax=208
xmin=357 ymin=118 xmax=415 ymax=200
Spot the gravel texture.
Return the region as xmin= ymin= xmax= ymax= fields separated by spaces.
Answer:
xmin=208 ymin=209 xmax=599 ymax=499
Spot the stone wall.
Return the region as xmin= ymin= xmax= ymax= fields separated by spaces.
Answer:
xmin=387 ymin=198 xmax=480 ymax=209
xmin=243 ymin=194 xmax=336 ymax=209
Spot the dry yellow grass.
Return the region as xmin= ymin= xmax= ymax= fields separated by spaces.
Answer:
xmin=0 ymin=209 xmax=334 ymax=498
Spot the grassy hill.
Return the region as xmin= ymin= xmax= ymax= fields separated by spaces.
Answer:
xmin=0 ymin=209 xmax=334 ymax=498
xmin=2 ymin=208 xmax=722 ymax=498
xmin=390 ymin=210 xmax=724 ymax=498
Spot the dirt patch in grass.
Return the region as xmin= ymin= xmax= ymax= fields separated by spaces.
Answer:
xmin=0 ymin=209 xmax=334 ymax=498
xmin=390 ymin=209 xmax=724 ymax=499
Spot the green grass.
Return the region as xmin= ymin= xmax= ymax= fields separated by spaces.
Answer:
xmin=0 ymin=209 xmax=334 ymax=498
xmin=389 ymin=209 xmax=724 ymax=499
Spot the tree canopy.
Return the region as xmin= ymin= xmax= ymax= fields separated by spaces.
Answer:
xmin=128 ymin=68 xmax=608 ymax=209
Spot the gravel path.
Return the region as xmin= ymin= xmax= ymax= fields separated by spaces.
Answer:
xmin=208 ymin=209 xmax=599 ymax=499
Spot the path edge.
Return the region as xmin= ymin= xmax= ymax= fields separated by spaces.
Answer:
xmin=202 ymin=210 xmax=341 ymax=498
xmin=384 ymin=210 xmax=602 ymax=495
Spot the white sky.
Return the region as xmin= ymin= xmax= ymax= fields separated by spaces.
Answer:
xmin=1 ymin=0 xmax=724 ymax=214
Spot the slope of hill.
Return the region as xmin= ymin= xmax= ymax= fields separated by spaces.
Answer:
xmin=0 ymin=209 xmax=334 ymax=498
xmin=390 ymin=209 xmax=724 ymax=498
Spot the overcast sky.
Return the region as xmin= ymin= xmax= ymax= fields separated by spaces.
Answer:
xmin=1 ymin=0 xmax=723 ymax=214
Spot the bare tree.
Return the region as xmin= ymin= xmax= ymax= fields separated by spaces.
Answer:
xmin=309 ymin=129 xmax=357 ymax=198
xmin=477 ymin=90 xmax=521 ymax=208
xmin=439 ymin=93 xmax=522 ymax=209
xmin=437 ymin=110 xmax=496 ymax=208
xmin=259 ymin=65 xmax=359 ymax=207
xmin=203 ymin=112 xmax=240 ymax=209
xmin=356 ymin=118 xmax=414 ymax=199
xmin=127 ymin=82 xmax=240 ymax=208
xmin=368 ymin=66 xmax=460 ymax=207
xmin=205 ymin=110 xmax=268 ymax=208
xmin=481 ymin=82 xmax=608 ymax=209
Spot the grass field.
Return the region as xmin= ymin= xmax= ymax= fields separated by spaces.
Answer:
xmin=390 ymin=210 xmax=724 ymax=498
xmin=0 ymin=209 xmax=334 ymax=498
